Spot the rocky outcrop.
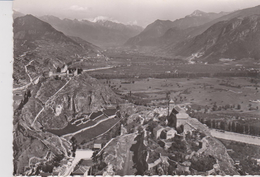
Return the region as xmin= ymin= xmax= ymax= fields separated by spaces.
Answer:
xmin=20 ymin=73 xmax=120 ymax=130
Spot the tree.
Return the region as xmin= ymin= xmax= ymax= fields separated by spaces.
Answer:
xmin=130 ymin=133 xmax=148 ymax=175
xmin=70 ymin=137 xmax=78 ymax=157
xmin=146 ymin=121 xmax=158 ymax=133
xmin=56 ymin=66 xmax=61 ymax=72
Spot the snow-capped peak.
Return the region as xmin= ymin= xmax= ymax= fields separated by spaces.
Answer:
xmin=91 ymin=16 xmax=120 ymax=23
xmin=188 ymin=10 xmax=205 ymax=17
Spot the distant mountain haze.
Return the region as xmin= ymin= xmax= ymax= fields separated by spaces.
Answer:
xmin=39 ymin=15 xmax=143 ymax=47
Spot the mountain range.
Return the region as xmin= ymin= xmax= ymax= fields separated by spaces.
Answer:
xmin=125 ymin=10 xmax=229 ymax=47
xmin=13 ymin=14 xmax=100 ymax=86
xmin=125 ymin=5 xmax=260 ymax=62
xmin=38 ymin=15 xmax=143 ymax=47
xmin=13 ymin=4 xmax=260 ymax=73
xmin=169 ymin=14 xmax=260 ymax=63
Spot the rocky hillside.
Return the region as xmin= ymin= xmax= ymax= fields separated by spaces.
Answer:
xmin=13 ymin=72 xmax=121 ymax=175
xmin=13 ymin=14 xmax=99 ymax=86
xmin=125 ymin=10 xmax=228 ymax=47
xmin=39 ymin=15 xmax=143 ymax=47
xmin=169 ymin=15 xmax=260 ymax=63
xmin=185 ymin=5 xmax=260 ymax=40
xmin=17 ymin=73 xmax=119 ymax=130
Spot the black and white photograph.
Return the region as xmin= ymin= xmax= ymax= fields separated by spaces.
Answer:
xmin=10 ymin=0 xmax=260 ymax=176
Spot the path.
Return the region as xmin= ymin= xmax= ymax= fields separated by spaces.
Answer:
xmin=25 ymin=60 xmax=34 ymax=83
xmin=58 ymin=137 xmax=68 ymax=157
xmin=96 ymin=138 xmax=115 ymax=156
xmin=31 ymin=78 xmax=72 ymax=127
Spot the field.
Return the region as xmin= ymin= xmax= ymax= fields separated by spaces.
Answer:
xmin=100 ymin=77 xmax=260 ymax=112
xmin=47 ymin=120 xmax=97 ymax=136
xmin=73 ymin=116 xmax=121 ymax=144
xmin=77 ymin=51 xmax=260 ymax=78
xmin=98 ymin=76 xmax=260 ymax=137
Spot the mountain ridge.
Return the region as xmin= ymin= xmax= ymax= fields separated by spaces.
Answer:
xmin=13 ymin=14 xmax=99 ymax=86
xmin=39 ymin=15 xmax=143 ymax=47
xmin=171 ymin=14 xmax=260 ymax=63
xmin=125 ymin=10 xmax=229 ymax=47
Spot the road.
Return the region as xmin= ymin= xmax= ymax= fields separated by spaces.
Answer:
xmin=59 ymin=149 xmax=93 ymax=176
xmin=210 ymin=129 xmax=260 ymax=146
xmin=13 ymin=75 xmax=41 ymax=92
xmin=83 ymin=66 xmax=114 ymax=72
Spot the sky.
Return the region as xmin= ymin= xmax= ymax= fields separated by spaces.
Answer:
xmin=13 ymin=0 xmax=260 ymax=27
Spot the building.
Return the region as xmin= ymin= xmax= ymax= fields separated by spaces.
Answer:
xmin=168 ymin=105 xmax=190 ymax=128
xmin=75 ymin=149 xmax=94 ymax=159
xmin=61 ymin=64 xmax=68 ymax=73
xmin=162 ymin=140 xmax=173 ymax=149
xmin=169 ymin=99 xmax=175 ymax=114
xmin=153 ymin=126 xmax=164 ymax=139
xmin=165 ymin=127 xmax=176 ymax=139
xmin=93 ymin=143 xmax=102 ymax=149
xmin=160 ymin=127 xmax=176 ymax=140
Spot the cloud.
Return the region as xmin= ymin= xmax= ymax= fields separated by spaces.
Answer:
xmin=69 ymin=5 xmax=89 ymax=11
xmin=92 ymin=16 xmax=109 ymax=22
xmin=127 ymin=20 xmax=138 ymax=26
xmin=89 ymin=16 xmax=120 ymax=23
